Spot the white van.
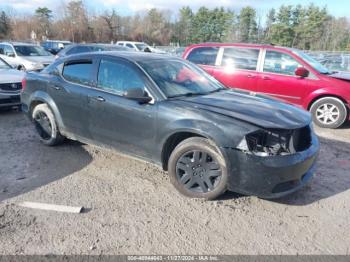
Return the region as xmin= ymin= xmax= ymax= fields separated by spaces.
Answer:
xmin=116 ymin=41 xmax=166 ymax=54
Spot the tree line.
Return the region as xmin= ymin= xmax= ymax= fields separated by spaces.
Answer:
xmin=0 ymin=1 xmax=349 ymax=51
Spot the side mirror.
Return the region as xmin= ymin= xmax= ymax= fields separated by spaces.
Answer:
xmin=123 ymin=88 xmax=152 ymax=104
xmin=7 ymin=52 xmax=15 ymax=58
xmin=295 ymin=67 xmax=309 ymax=78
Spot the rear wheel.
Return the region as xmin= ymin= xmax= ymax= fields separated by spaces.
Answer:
xmin=32 ymin=104 xmax=65 ymax=146
xmin=310 ymin=97 xmax=348 ymax=129
xmin=168 ymin=137 xmax=228 ymax=200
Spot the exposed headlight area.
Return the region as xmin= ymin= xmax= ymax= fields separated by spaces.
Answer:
xmin=237 ymin=125 xmax=312 ymax=157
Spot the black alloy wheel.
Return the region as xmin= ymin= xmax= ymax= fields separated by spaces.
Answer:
xmin=32 ymin=103 xmax=65 ymax=146
xmin=176 ymin=150 xmax=222 ymax=193
xmin=34 ymin=110 xmax=53 ymax=140
xmin=168 ymin=137 xmax=228 ymax=200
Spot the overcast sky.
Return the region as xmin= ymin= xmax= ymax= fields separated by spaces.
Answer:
xmin=1 ymin=0 xmax=349 ymax=18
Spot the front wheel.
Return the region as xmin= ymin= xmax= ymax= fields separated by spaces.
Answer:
xmin=310 ymin=97 xmax=348 ymax=129
xmin=168 ymin=137 xmax=228 ymax=200
xmin=32 ymin=104 xmax=65 ymax=146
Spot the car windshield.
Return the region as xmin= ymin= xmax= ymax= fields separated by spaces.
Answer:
xmin=135 ymin=43 xmax=148 ymax=51
xmin=293 ymin=49 xmax=331 ymax=74
xmin=139 ymin=59 xmax=225 ymax=98
xmin=0 ymin=58 xmax=11 ymax=69
xmin=14 ymin=45 xmax=51 ymax=56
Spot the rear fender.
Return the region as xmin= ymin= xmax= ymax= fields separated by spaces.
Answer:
xmin=28 ymin=90 xmax=66 ymax=130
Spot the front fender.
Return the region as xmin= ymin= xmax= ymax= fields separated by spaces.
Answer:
xmin=303 ymin=88 xmax=350 ymax=109
xmin=159 ymin=119 xmax=228 ymax=149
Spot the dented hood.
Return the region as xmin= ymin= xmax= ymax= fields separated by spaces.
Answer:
xmin=329 ymin=71 xmax=350 ymax=82
xmin=173 ymin=90 xmax=311 ymax=129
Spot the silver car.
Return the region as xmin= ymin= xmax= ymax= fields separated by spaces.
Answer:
xmin=0 ymin=42 xmax=54 ymax=71
xmin=0 ymin=58 xmax=25 ymax=109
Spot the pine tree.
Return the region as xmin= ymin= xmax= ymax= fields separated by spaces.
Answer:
xmin=238 ymin=7 xmax=258 ymax=43
xmin=0 ymin=11 xmax=11 ymax=39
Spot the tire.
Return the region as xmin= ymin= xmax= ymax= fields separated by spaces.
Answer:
xmin=310 ymin=97 xmax=348 ymax=129
xmin=32 ymin=104 xmax=65 ymax=146
xmin=168 ymin=137 xmax=228 ymax=200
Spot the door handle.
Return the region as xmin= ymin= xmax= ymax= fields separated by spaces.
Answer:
xmin=262 ymin=76 xmax=271 ymax=80
xmin=52 ymin=85 xmax=61 ymax=90
xmin=246 ymin=74 xmax=255 ymax=78
xmin=91 ymin=96 xmax=105 ymax=102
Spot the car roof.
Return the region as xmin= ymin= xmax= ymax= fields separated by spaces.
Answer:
xmin=65 ymin=51 xmax=177 ymax=63
xmin=188 ymin=42 xmax=275 ymax=49
xmin=43 ymin=40 xmax=71 ymax=43
xmin=117 ymin=41 xmax=146 ymax=44
xmin=185 ymin=43 xmax=302 ymax=55
xmin=68 ymin=43 xmax=117 ymax=47
xmin=1 ymin=41 xmax=38 ymax=46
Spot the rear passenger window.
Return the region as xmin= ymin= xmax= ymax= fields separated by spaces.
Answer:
xmin=187 ymin=47 xmax=219 ymax=66
xmin=222 ymin=48 xmax=259 ymax=70
xmin=62 ymin=61 xmax=93 ymax=86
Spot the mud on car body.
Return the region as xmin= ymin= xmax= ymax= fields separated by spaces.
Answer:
xmin=21 ymin=52 xmax=319 ymax=200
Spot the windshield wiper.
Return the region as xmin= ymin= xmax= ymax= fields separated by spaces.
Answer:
xmin=168 ymin=92 xmax=208 ymax=98
xmin=208 ymin=87 xmax=227 ymax=94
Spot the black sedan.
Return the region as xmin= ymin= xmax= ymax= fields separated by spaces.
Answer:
xmin=21 ymin=52 xmax=319 ymax=200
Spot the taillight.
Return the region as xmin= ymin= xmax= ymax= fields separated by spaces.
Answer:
xmin=21 ymin=78 xmax=27 ymax=91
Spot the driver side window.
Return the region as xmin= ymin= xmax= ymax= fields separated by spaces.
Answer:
xmin=263 ymin=50 xmax=301 ymax=76
xmin=97 ymin=59 xmax=145 ymax=95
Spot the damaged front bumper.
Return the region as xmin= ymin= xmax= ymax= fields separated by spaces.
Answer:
xmin=222 ymin=132 xmax=319 ymax=199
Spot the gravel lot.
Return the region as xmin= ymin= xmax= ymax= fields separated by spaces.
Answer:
xmin=0 ymin=110 xmax=349 ymax=255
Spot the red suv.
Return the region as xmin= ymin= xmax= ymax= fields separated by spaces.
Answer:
xmin=183 ymin=43 xmax=350 ymax=128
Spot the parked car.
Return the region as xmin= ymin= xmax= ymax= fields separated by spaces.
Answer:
xmin=183 ymin=43 xmax=350 ymax=128
xmin=0 ymin=42 xmax=54 ymax=72
xmin=173 ymin=47 xmax=186 ymax=57
xmin=41 ymin=40 xmax=72 ymax=55
xmin=21 ymin=52 xmax=319 ymax=200
xmin=55 ymin=44 xmax=131 ymax=59
xmin=116 ymin=41 xmax=166 ymax=54
xmin=0 ymin=57 xmax=25 ymax=109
